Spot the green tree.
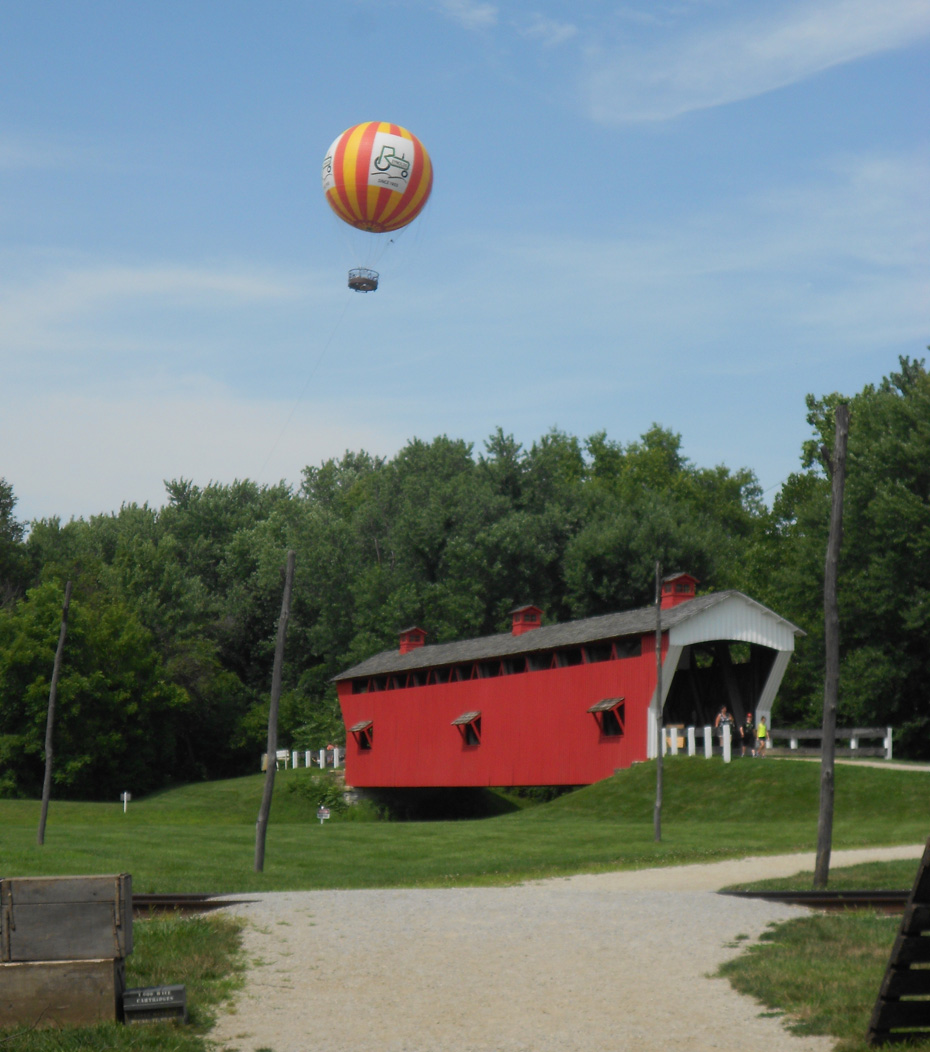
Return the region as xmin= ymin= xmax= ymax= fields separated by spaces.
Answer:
xmin=0 ymin=581 xmax=188 ymax=798
xmin=0 ymin=478 xmax=28 ymax=605
xmin=757 ymin=356 xmax=930 ymax=752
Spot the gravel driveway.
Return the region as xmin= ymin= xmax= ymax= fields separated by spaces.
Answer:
xmin=210 ymin=845 xmax=923 ymax=1052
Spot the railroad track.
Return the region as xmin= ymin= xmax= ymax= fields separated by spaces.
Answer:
xmin=133 ymin=893 xmax=255 ymax=914
xmin=134 ymin=890 xmax=912 ymax=915
xmin=722 ymin=889 xmax=910 ymax=912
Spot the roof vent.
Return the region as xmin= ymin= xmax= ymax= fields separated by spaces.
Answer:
xmin=511 ymin=605 xmax=543 ymax=636
xmin=660 ymin=573 xmax=698 ymax=609
xmin=399 ymin=626 xmax=427 ymax=654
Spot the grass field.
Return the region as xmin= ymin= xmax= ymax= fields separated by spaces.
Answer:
xmin=2 ymin=758 xmax=930 ymax=1051
xmin=1 ymin=757 xmax=928 ymax=893
xmin=719 ymin=911 xmax=928 ymax=1052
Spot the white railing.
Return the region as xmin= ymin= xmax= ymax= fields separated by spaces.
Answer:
xmin=260 ymin=746 xmax=342 ymax=771
xmin=769 ymin=727 xmax=893 ymax=760
xmin=661 ymin=724 xmax=894 ymax=763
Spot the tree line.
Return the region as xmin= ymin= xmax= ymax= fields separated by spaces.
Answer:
xmin=1 ymin=356 xmax=927 ymax=799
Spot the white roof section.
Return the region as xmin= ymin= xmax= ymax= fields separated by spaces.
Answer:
xmin=668 ymin=592 xmax=800 ymax=653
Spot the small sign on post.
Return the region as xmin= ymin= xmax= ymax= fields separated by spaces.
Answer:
xmin=316 ymin=807 xmax=331 ymax=825
xmin=123 ymin=984 xmax=187 ymax=1025
xmin=120 ymin=792 xmax=131 ymax=814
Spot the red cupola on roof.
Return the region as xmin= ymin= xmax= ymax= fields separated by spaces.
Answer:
xmin=660 ymin=573 xmax=698 ymax=609
xmin=398 ymin=626 xmax=428 ymax=654
xmin=511 ymin=605 xmax=543 ymax=636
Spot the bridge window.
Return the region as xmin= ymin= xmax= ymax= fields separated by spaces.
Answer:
xmin=555 ymin=648 xmax=584 ymax=667
xmin=587 ymin=698 xmax=625 ymax=738
xmin=452 ymin=711 xmax=482 ymax=746
xmin=350 ymin=720 xmax=373 ymax=750
xmin=614 ymin=638 xmax=641 ymax=659
xmin=584 ymin=643 xmax=613 ymax=663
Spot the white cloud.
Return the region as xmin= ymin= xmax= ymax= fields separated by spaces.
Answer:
xmin=516 ymin=13 xmax=578 ymax=48
xmin=439 ymin=0 xmax=498 ymax=30
xmin=0 ymin=258 xmax=311 ymax=355
xmin=0 ymin=135 xmax=79 ymax=170
xmin=584 ymin=0 xmax=930 ymax=122
xmin=3 ymin=381 xmax=409 ymax=523
xmin=444 ymin=150 xmax=929 ymax=367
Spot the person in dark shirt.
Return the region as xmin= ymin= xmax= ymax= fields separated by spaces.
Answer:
xmin=714 ymin=705 xmax=734 ymax=750
xmin=740 ymin=712 xmax=755 ymax=757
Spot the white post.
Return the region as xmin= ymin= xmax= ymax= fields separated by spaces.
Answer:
xmin=120 ymin=791 xmax=131 ymax=813
xmin=703 ymin=726 xmax=712 ymax=759
xmin=723 ymin=723 xmax=732 ymax=763
xmin=790 ymin=736 xmax=798 ymax=750
xmin=333 ymin=746 xmax=341 ymax=768
xmin=687 ymin=727 xmax=696 ymax=757
xmin=261 ymin=752 xmax=268 ymax=772
xmin=305 ymin=750 xmax=311 ymax=768
xmin=886 ymin=727 xmax=893 ymax=761
xmin=319 ymin=748 xmax=326 ymax=769
xmin=669 ymin=728 xmax=678 ymax=756
xmin=292 ymin=750 xmax=299 ymax=768
xmin=661 ymin=729 xmax=668 ymax=757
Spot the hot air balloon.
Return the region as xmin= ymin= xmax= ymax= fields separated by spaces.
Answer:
xmin=322 ymin=122 xmax=433 ymax=292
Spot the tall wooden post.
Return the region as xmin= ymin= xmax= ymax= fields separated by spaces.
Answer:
xmin=37 ymin=580 xmax=72 ymax=847
xmin=255 ymin=551 xmax=296 ymax=873
xmin=654 ymin=561 xmax=663 ymax=843
xmin=814 ymin=404 xmax=849 ymax=889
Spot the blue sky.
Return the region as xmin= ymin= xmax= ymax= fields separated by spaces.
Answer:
xmin=2 ymin=0 xmax=927 ymax=523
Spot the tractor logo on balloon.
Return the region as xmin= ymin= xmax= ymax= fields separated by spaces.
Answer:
xmin=372 ymin=145 xmax=410 ymax=179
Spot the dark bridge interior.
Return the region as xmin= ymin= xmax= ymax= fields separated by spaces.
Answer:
xmin=663 ymin=642 xmax=777 ymax=728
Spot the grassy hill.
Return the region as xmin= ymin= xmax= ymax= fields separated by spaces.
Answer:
xmin=1 ymin=758 xmax=928 ymax=893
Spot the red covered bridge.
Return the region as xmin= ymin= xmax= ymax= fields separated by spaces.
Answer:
xmin=334 ymin=574 xmax=803 ymax=788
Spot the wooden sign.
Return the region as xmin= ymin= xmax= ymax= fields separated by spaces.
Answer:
xmin=868 ymin=839 xmax=930 ymax=1045
xmin=123 ymin=984 xmax=187 ymax=1025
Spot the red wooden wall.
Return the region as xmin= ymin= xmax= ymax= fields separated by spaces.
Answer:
xmin=338 ymin=635 xmax=666 ymax=788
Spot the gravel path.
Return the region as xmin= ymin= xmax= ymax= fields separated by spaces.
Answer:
xmin=210 ymin=845 xmax=924 ymax=1052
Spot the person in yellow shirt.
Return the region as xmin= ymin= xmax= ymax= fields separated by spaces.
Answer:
xmin=756 ymin=717 xmax=768 ymax=757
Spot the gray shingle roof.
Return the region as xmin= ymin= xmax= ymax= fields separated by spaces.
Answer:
xmin=333 ymin=590 xmax=800 ymax=681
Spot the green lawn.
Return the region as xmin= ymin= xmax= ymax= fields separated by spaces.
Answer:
xmin=1 ymin=758 xmax=928 ymax=893
xmin=2 ymin=759 xmax=929 ymax=1052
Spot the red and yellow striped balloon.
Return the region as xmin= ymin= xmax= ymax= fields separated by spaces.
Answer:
xmin=322 ymin=122 xmax=433 ymax=234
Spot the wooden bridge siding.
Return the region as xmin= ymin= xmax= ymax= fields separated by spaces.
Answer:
xmin=337 ymin=642 xmax=659 ymax=788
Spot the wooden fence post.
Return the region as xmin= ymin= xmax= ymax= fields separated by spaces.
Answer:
xmin=814 ymin=403 xmax=849 ymax=889
xmin=254 ymin=551 xmax=296 ymax=873
xmin=37 ymin=580 xmax=72 ymax=847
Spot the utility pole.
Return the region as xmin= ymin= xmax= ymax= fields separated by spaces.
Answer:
xmin=654 ymin=561 xmax=663 ymax=843
xmin=37 ymin=580 xmax=72 ymax=846
xmin=255 ymin=551 xmax=296 ymax=873
xmin=814 ymin=404 xmax=849 ymax=889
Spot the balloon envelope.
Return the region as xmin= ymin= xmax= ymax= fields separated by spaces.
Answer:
xmin=322 ymin=122 xmax=433 ymax=234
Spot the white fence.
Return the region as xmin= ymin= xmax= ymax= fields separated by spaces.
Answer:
xmin=768 ymin=727 xmax=893 ymax=760
xmin=260 ymin=747 xmax=342 ymax=771
xmin=661 ymin=725 xmax=893 ymax=763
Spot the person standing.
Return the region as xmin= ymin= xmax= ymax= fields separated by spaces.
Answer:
xmin=756 ymin=716 xmax=768 ymax=757
xmin=715 ymin=705 xmax=734 ymax=751
xmin=740 ymin=712 xmax=755 ymax=757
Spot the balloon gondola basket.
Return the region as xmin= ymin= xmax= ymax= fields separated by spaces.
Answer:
xmin=348 ymin=268 xmax=379 ymax=293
